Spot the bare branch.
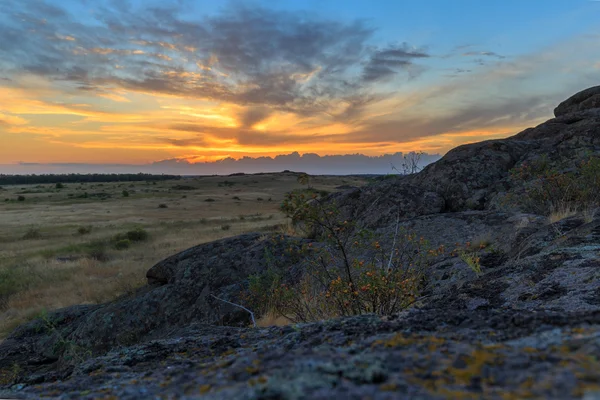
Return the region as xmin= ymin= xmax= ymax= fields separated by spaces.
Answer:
xmin=387 ymin=212 xmax=401 ymax=272
xmin=210 ymin=294 xmax=257 ymax=328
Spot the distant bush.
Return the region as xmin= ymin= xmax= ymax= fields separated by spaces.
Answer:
xmin=113 ymin=239 xmax=131 ymax=250
xmin=158 ymin=203 xmax=168 ymax=208
xmin=257 ymin=197 xmax=264 ymax=201
xmin=86 ymin=243 xmax=109 ymax=261
xmin=17 ymin=196 xmax=25 ymax=202
xmin=122 ymin=190 xmax=129 ymax=197
xmin=113 ymin=227 xmax=148 ymax=242
xmin=55 ymin=183 xmax=64 ymax=189
xmin=218 ymin=180 xmax=236 ymax=187
xmin=0 ymin=267 xmax=27 ymax=311
xmin=221 ymin=224 xmax=231 ymax=231
xmin=172 ymin=185 xmax=196 ymax=191
xmin=76 ymin=226 xmax=92 ymax=235
xmin=22 ymin=227 xmax=42 ymax=240
xmin=125 ymin=227 xmax=149 ymax=242
xmin=205 ymin=198 xmax=215 ymax=202
xmin=111 ymin=228 xmax=148 ymax=250
xmin=232 ymin=196 xmax=241 ymax=201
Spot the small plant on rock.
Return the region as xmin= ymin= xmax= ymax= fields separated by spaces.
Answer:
xmin=246 ymin=193 xmax=441 ymax=323
xmin=506 ymin=155 xmax=600 ymax=217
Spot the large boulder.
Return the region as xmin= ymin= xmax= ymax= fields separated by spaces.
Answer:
xmin=554 ymin=85 xmax=600 ymax=117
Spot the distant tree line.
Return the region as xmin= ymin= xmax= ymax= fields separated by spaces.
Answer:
xmin=0 ymin=173 xmax=181 ymax=185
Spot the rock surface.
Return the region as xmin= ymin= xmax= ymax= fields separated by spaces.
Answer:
xmin=2 ymin=87 xmax=600 ymax=399
xmin=555 ymin=85 xmax=600 ymax=117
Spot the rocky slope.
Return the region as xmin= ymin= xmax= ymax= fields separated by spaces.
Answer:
xmin=2 ymin=86 xmax=600 ymax=399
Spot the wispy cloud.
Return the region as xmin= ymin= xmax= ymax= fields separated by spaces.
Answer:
xmin=462 ymin=51 xmax=505 ymax=59
xmin=0 ymin=1 xmax=429 ymax=119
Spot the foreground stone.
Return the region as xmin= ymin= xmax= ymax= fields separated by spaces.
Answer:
xmin=2 ymin=309 xmax=600 ymax=399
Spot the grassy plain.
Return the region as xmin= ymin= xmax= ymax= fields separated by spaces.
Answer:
xmin=0 ymin=172 xmax=368 ymax=338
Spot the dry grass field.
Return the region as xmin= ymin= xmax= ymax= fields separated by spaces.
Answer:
xmin=0 ymin=172 xmax=369 ymax=338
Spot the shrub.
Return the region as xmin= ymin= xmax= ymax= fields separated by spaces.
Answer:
xmin=22 ymin=227 xmax=42 ymax=240
xmin=113 ymin=228 xmax=148 ymax=243
xmin=111 ymin=228 xmax=148 ymax=249
xmin=246 ymin=193 xmax=441 ymax=323
xmin=0 ymin=267 xmax=27 ymax=311
xmin=17 ymin=196 xmax=25 ymax=202
xmin=114 ymin=239 xmax=131 ymax=250
xmin=122 ymin=190 xmax=129 ymax=197
xmin=86 ymin=243 xmax=109 ymax=261
xmin=125 ymin=227 xmax=149 ymax=242
xmin=221 ymin=224 xmax=231 ymax=231
xmin=77 ymin=226 xmax=92 ymax=235
xmin=158 ymin=203 xmax=168 ymax=208
xmin=205 ymin=198 xmax=215 ymax=202
xmin=457 ymin=248 xmax=482 ymax=276
xmin=172 ymin=185 xmax=196 ymax=190
xmin=55 ymin=183 xmax=64 ymax=189
xmin=232 ymin=196 xmax=241 ymax=201
xmin=507 ymin=155 xmax=600 ymax=216
xmin=218 ymin=181 xmax=236 ymax=187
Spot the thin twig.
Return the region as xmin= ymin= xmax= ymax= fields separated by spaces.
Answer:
xmin=210 ymin=294 xmax=257 ymax=328
xmin=387 ymin=213 xmax=401 ymax=272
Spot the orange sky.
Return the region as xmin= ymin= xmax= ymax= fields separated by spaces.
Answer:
xmin=0 ymin=74 xmax=552 ymax=164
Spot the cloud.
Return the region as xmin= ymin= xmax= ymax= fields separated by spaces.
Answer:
xmin=0 ymin=1 xmax=429 ymax=120
xmin=0 ymin=112 xmax=28 ymax=126
xmin=462 ymin=51 xmax=505 ymax=59
xmin=238 ymin=106 xmax=273 ymax=129
xmin=362 ymin=43 xmax=429 ymax=82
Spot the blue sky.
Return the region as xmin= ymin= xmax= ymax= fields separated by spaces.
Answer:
xmin=0 ymin=0 xmax=599 ymax=168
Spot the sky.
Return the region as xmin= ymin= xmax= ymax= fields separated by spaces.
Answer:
xmin=0 ymin=0 xmax=599 ymax=173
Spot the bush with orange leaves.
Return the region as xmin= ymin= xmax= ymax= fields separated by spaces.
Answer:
xmin=247 ymin=193 xmax=443 ymax=323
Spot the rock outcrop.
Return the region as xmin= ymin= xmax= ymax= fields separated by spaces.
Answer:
xmin=2 ymin=86 xmax=600 ymax=399
xmin=555 ymin=85 xmax=600 ymax=117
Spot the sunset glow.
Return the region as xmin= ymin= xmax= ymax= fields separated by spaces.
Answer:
xmin=1 ymin=0 xmax=599 ymax=171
